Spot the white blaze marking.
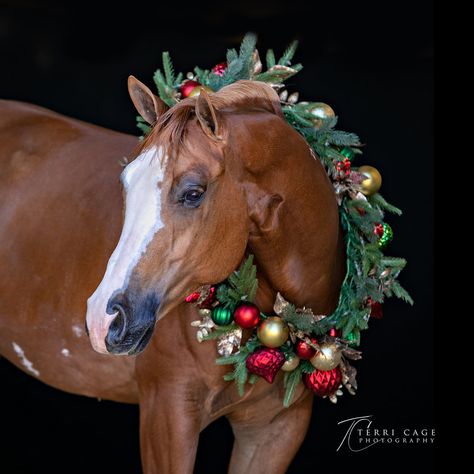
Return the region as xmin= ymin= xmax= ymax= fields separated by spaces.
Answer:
xmin=12 ymin=342 xmax=40 ymax=377
xmin=86 ymin=146 xmax=166 ymax=353
xmin=61 ymin=348 xmax=70 ymax=357
xmin=72 ymin=325 xmax=83 ymax=337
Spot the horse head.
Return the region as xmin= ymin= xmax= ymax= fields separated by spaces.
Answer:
xmin=86 ymin=77 xmax=341 ymax=355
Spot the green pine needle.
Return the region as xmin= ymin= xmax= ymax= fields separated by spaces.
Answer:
xmin=266 ymin=49 xmax=276 ymax=68
xmin=283 ymin=365 xmax=304 ymax=408
xmin=239 ymin=32 xmax=257 ymax=59
xmin=369 ymin=193 xmax=403 ymax=216
xmin=162 ymin=51 xmax=175 ymax=86
xmin=278 ymin=40 xmax=298 ymax=66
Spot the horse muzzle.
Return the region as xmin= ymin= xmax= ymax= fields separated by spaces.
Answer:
xmin=103 ymin=292 xmax=159 ymax=355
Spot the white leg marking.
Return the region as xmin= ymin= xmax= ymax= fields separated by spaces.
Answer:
xmin=12 ymin=342 xmax=40 ymax=377
xmin=86 ymin=146 xmax=167 ymax=353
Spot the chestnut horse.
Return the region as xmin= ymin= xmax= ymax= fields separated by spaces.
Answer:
xmin=0 ymin=78 xmax=344 ymax=473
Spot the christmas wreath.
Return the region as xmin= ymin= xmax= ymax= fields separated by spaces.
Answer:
xmin=137 ymin=33 xmax=413 ymax=406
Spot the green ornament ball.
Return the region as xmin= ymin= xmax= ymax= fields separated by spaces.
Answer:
xmin=378 ymin=223 xmax=394 ymax=249
xmin=340 ymin=147 xmax=355 ymax=161
xmin=346 ymin=332 xmax=359 ymax=346
xmin=211 ymin=307 xmax=233 ymax=326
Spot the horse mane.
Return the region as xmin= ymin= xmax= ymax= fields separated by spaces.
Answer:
xmin=138 ymin=80 xmax=282 ymax=155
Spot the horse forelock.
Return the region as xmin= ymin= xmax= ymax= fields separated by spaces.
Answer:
xmin=137 ymin=80 xmax=282 ymax=157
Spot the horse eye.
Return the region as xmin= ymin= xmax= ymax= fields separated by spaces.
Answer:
xmin=180 ymin=187 xmax=205 ymax=208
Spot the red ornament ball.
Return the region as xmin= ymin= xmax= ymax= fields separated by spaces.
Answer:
xmin=295 ymin=338 xmax=318 ymax=360
xmin=304 ymin=367 xmax=342 ymax=397
xmin=328 ymin=327 xmax=342 ymax=338
xmin=367 ymin=297 xmax=383 ymax=319
xmin=233 ymin=302 xmax=260 ymax=328
xmin=180 ymin=80 xmax=201 ymax=98
xmin=373 ymin=223 xmax=385 ymax=238
xmin=246 ymin=348 xmax=285 ymax=384
xmin=211 ymin=61 xmax=227 ymax=77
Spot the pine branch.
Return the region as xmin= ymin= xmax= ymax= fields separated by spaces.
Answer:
xmin=162 ymin=52 xmax=175 ymax=86
xmin=390 ymin=281 xmax=414 ymax=305
xmin=249 ymin=373 xmax=259 ymax=385
xmin=153 ymin=69 xmax=177 ymax=106
xmin=283 ymin=365 xmax=303 ymax=407
xmin=266 ymin=49 xmax=276 ymax=68
xmin=300 ymin=360 xmax=315 ymax=374
xmin=380 ymin=257 xmax=407 ymax=269
xmin=234 ymin=358 xmax=248 ymax=396
xmin=369 ymin=193 xmax=402 ymax=216
xmin=227 ymin=255 xmax=258 ymax=302
xmin=325 ymin=130 xmax=362 ymax=147
xmin=193 ymin=66 xmax=210 ymax=85
xmin=174 ymin=72 xmax=183 ymax=88
xmin=278 ymin=40 xmax=298 ymax=66
xmin=136 ymin=116 xmax=151 ymax=136
xmin=226 ymin=48 xmax=238 ymax=64
xmin=239 ymin=32 xmax=257 ymax=60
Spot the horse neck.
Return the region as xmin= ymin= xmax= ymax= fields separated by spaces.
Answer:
xmin=246 ymin=134 xmax=346 ymax=315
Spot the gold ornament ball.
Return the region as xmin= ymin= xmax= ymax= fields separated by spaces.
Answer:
xmin=309 ymin=102 xmax=336 ymax=121
xmin=310 ymin=342 xmax=342 ymax=371
xmin=188 ymin=85 xmax=214 ymax=97
xmin=281 ymin=355 xmax=300 ymax=372
xmin=358 ymin=165 xmax=382 ymax=196
xmin=257 ymin=316 xmax=289 ymax=348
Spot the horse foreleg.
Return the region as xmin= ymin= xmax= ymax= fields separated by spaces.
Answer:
xmin=138 ymin=387 xmax=201 ymax=474
xmin=227 ymin=390 xmax=313 ymax=474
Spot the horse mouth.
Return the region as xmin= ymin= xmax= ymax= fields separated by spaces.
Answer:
xmin=127 ymin=324 xmax=155 ymax=355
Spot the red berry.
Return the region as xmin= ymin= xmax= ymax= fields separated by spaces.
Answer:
xmin=185 ymin=291 xmax=200 ymax=303
xmin=328 ymin=328 xmax=342 ymax=338
xmin=233 ymin=303 xmax=260 ymax=329
xmin=211 ymin=62 xmax=227 ymax=77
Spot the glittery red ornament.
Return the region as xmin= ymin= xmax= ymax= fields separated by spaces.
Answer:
xmin=295 ymin=338 xmax=318 ymax=360
xmin=233 ymin=302 xmax=260 ymax=328
xmin=246 ymin=348 xmax=285 ymax=383
xmin=304 ymin=367 xmax=342 ymax=397
xmin=373 ymin=223 xmax=385 ymax=238
xmin=211 ymin=62 xmax=227 ymax=77
xmin=198 ymin=286 xmax=216 ymax=309
xmin=180 ymin=80 xmax=201 ymax=98
xmin=185 ymin=291 xmax=201 ymax=303
xmin=328 ymin=328 xmax=342 ymax=338
xmin=336 ymin=157 xmax=351 ymax=177
xmin=367 ymin=297 xmax=383 ymax=319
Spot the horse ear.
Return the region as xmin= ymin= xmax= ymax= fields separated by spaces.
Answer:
xmin=128 ymin=75 xmax=168 ymax=125
xmin=195 ymin=89 xmax=221 ymax=139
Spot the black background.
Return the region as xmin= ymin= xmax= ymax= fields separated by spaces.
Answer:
xmin=0 ymin=1 xmax=433 ymax=473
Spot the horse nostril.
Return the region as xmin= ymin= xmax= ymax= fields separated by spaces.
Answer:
xmin=105 ymin=305 xmax=128 ymax=348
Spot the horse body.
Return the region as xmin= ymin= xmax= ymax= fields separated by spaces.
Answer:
xmin=0 ymin=100 xmax=138 ymax=402
xmin=0 ymin=80 xmax=345 ymax=473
